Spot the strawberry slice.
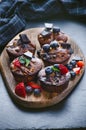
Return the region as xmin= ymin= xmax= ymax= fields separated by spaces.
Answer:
xmin=73 ymin=67 xmax=81 ymax=74
xmin=59 ymin=64 xmax=68 ymax=75
xmin=28 ymin=82 xmax=41 ymax=89
xmin=15 ymin=82 xmax=26 ymax=98
xmin=13 ymin=59 xmax=21 ymax=68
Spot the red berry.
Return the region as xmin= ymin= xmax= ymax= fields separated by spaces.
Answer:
xmin=73 ymin=67 xmax=80 ymax=74
xmin=13 ymin=59 xmax=21 ymax=68
xmin=59 ymin=64 xmax=68 ymax=74
xmin=77 ymin=61 xmax=84 ymax=68
xmin=28 ymin=82 xmax=41 ymax=89
xmin=15 ymin=82 xmax=26 ymax=98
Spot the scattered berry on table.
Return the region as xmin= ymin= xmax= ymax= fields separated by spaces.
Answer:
xmin=34 ymin=89 xmax=41 ymax=96
xmin=15 ymin=82 xmax=26 ymax=98
xmin=25 ymin=86 xmax=33 ymax=94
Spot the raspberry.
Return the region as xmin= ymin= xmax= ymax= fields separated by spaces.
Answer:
xmin=28 ymin=82 xmax=41 ymax=89
xmin=15 ymin=82 xmax=26 ymax=98
xmin=59 ymin=64 xmax=68 ymax=75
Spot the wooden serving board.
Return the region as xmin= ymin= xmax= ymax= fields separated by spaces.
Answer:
xmin=0 ymin=28 xmax=85 ymax=108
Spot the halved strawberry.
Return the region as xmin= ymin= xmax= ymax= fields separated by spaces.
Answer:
xmin=13 ymin=59 xmax=21 ymax=68
xmin=15 ymin=82 xmax=26 ymax=98
xmin=59 ymin=64 xmax=68 ymax=75
xmin=28 ymin=82 xmax=41 ymax=89
xmin=73 ymin=67 xmax=81 ymax=75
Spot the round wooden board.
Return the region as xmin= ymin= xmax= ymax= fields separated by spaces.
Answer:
xmin=0 ymin=28 xmax=85 ymax=108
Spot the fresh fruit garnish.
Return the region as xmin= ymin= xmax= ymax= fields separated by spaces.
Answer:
xmin=70 ymin=60 xmax=76 ymax=67
xmin=70 ymin=71 xmax=76 ymax=79
xmin=42 ymin=44 xmax=50 ymax=52
xmin=45 ymin=67 xmax=53 ymax=75
xmin=28 ymin=82 xmax=41 ymax=89
xmin=19 ymin=56 xmax=26 ymax=64
xmin=77 ymin=61 xmax=84 ymax=68
xmin=73 ymin=67 xmax=81 ymax=74
xmin=66 ymin=64 xmax=73 ymax=70
xmin=59 ymin=64 xmax=68 ymax=74
xmin=25 ymin=86 xmax=33 ymax=94
xmin=15 ymin=82 xmax=26 ymax=98
xmin=25 ymin=58 xmax=30 ymax=67
xmin=50 ymin=40 xmax=59 ymax=49
xmin=52 ymin=64 xmax=60 ymax=72
xmin=13 ymin=59 xmax=21 ymax=68
xmin=34 ymin=89 xmax=41 ymax=96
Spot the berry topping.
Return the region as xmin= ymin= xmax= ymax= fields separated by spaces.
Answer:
xmin=13 ymin=59 xmax=21 ymax=68
xmin=70 ymin=60 xmax=76 ymax=67
xmin=52 ymin=64 xmax=60 ymax=72
xmin=15 ymin=82 xmax=26 ymax=98
xmin=25 ymin=86 xmax=33 ymax=94
xmin=34 ymin=89 xmax=41 ymax=96
xmin=66 ymin=64 xmax=73 ymax=70
xmin=28 ymin=82 xmax=41 ymax=89
xmin=50 ymin=40 xmax=59 ymax=49
xmin=43 ymin=44 xmax=50 ymax=52
xmin=53 ymin=27 xmax=60 ymax=33
xmin=59 ymin=64 xmax=68 ymax=75
xmin=53 ymin=64 xmax=59 ymax=69
xmin=70 ymin=71 xmax=76 ymax=79
xmin=73 ymin=67 xmax=81 ymax=74
xmin=45 ymin=67 xmax=53 ymax=75
xmin=77 ymin=61 xmax=84 ymax=68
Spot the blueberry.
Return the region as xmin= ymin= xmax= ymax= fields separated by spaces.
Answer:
xmin=34 ymin=89 xmax=41 ymax=96
xmin=53 ymin=64 xmax=59 ymax=69
xmin=70 ymin=71 xmax=76 ymax=79
xmin=25 ymin=86 xmax=33 ymax=94
xmin=66 ymin=64 xmax=73 ymax=70
xmin=70 ymin=60 xmax=76 ymax=67
xmin=43 ymin=44 xmax=50 ymax=52
xmin=53 ymin=27 xmax=60 ymax=33
xmin=45 ymin=67 xmax=53 ymax=75
xmin=50 ymin=40 xmax=59 ymax=49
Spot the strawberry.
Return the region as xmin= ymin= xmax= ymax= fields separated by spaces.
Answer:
xmin=77 ymin=61 xmax=84 ymax=68
xmin=59 ymin=64 xmax=68 ymax=75
xmin=28 ymin=82 xmax=41 ymax=89
xmin=73 ymin=67 xmax=81 ymax=75
xmin=13 ymin=59 xmax=21 ymax=68
xmin=15 ymin=82 xmax=26 ymax=98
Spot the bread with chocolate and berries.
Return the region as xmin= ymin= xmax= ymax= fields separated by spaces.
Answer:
xmin=38 ymin=64 xmax=71 ymax=93
xmin=38 ymin=23 xmax=68 ymax=47
xmin=37 ymin=40 xmax=73 ymax=66
xmin=6 ymin=34 xmax=36 ymax=60
xmin=10 ymin=51 xmax=43 ymax=83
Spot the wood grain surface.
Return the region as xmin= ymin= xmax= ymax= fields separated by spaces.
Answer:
xmin=0 ymin=28 xmax=85 ymax=108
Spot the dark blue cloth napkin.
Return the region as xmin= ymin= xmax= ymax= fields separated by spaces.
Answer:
xmin=0 ymin=0 xmax=86 ymax=53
